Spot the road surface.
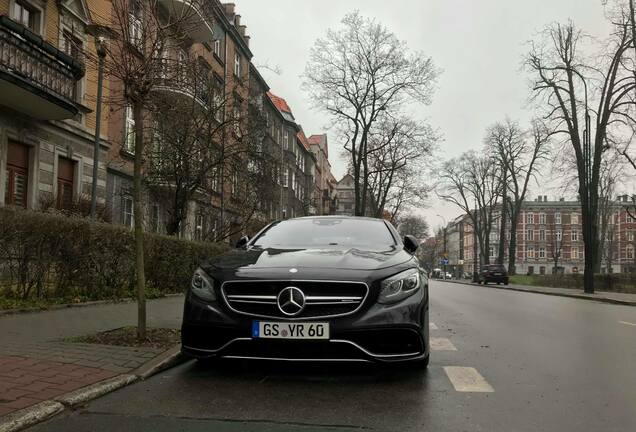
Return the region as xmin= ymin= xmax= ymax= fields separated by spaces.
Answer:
xmin=29 ymin=281 xmax=636 ymax=432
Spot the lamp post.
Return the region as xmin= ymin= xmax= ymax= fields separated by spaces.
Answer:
xmin=87 ymin=25 xmax=111 ymax=220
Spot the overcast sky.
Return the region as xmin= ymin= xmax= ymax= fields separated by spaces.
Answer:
xmin=236 ymin=0 xmax=612 ymax=231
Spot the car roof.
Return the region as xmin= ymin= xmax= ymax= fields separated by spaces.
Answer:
xmin=291 ymin=215 xmax=387 ymax=223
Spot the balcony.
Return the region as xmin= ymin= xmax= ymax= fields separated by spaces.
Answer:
xmin=0 ymin=16 xmax=84 ymax=120
xmin=156 ymin=0 xmax=215 ymax=43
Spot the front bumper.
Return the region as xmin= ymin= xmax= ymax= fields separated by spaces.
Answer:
xmin=181 ymin=289 xmax=429 ymax=363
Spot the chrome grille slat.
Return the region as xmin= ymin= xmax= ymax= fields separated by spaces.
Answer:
xmin=221 ymin=280 xmax=369 ymax=320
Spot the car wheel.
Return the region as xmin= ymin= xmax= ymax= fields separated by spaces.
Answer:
xmin=484 ymin=280 xmax=488 ymax=285
xmin=504 ymin=281 xmax=509 ymax=285
xmin=497 ymin=282 xmax=501 ymax=285
xmin=410 ymin=354 xmax=429 ymax=370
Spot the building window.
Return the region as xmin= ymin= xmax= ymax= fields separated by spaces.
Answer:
xmin=124 ymin=106 xmax=135 ymax=153
xmin=194 ymin=212 xmax=204 ymax=241
xmin=12 ymin=0 xmax=41 ymax=33
xmin=234 ymin=52 xmax=241 ymax=76
xmin=231 ymin=168 xmax=239 ymax=196
xmin=211 ymin=166 xmax=220 ymax=192
xmin=571 ymin=229 xmax=578 ymax=242
xmin=526 ymin=228 xmax=533 ymax=241
xmin=489 ymin=246 xmax=495 ymax=258
xmin=628 ymin=231 xmax=635 ymax=242
xmin=283 ymin=130 xmax=289 ymax=149
xmin=556 ymin=230 xmax=562 ymax=241
xmin=572 ymin=248 xmax=579 ymax=260
xmin=571 ymin=213 xmax=578 ymax=225
xmin=526 ymin=213 xmax=534 ymax=224
xmin=62 ymin=31 xmax=83 ymax=102
xmin=283 ymin=168 xmax=288 ymax=187
xmin=527 ymin=246 xmax=534 ymax=259
xmin=4 ymin=141 xmax=29 ymax=208
xmin=213 ymin=39 xmax=221 ymax=57
xmin=539 ymin=247 xmax=546 ymax=259
xmin=150 ymin=204 xmax=160 ymax=233
xmin=56 ymin=157 xmax=75 ymax=210
xmin=627 ymin=245 xmax=635 ymax=260
xmin=555 ymin=212 xmax=561 ymax=225
xmin=539 ymin=229 xmax=546 ymax=241
xmin=129 ymin=1 xmax=143 ymax=48
xmin=628 ymin=213 xmax=635 ymax=223
xmin=539 ymin=213 xmax=546 ymax=225
xmin=122 ymin=196 xmax=134 ymax=228
xmin=233 ymin=103 xmax=241 ymax=136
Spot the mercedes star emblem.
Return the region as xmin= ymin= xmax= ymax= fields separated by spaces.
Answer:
xmin=277 ymin=286 xmax=306 ymax=316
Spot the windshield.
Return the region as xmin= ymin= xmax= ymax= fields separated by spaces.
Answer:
xmin=251 ymin=218 xmax=396 ymax=248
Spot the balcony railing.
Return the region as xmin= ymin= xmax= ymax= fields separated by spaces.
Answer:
xmin=0 ymin=16 xmax=84 ymax=110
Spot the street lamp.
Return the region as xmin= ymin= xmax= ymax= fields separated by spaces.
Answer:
xmin=436 ymin=214 xmax=447 ymax=280
xmin=86 ymin=25 xmax=111 ymax=220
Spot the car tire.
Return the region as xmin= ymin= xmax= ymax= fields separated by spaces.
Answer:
xmin=504 ymin=282 xmax=509 ymax=285
xmin=484 ymin=280 xmax=488 ymax=285
xmin=410 ymin=353 xmax=429 ymax=370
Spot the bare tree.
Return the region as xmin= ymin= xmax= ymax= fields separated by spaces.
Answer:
xmin=526 ymin=18 xmax=635 ymax=293
xmin=365 ymin=116 xmax=437 ymax=219
xmin=303 ymin=12 xmax=438 ymax=216
xmin=485 ymin=119 xmax=550 ymax=274
xmin=438 ymin=152 xmax=503 ymax=266
xmin=397 ymin=213 xmax=430 ymax=240
xmin=99 ymin=0 xmax=210 ymax=340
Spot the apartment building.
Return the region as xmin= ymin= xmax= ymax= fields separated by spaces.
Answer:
xmin=266 ymin=91 xmax=315 ymax=219
xmin=335 ymin=173 xmax=354 ymax=215
xmin=447 ymin=195 xmax=636 ymax=275
xmin=308 ymin=134 xmax=337 ymax=215
xmin=1 ymin=0 xmax=335 ymax=242
xmin=0 ymin=0 xmax=110 ymax=212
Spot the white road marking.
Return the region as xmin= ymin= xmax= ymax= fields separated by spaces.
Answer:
xmin=429 ymin=322 xmax=438 ymax=330
xmin=443 ymin=366 xmax=495 ymax=393
xmin=430 ymin=337 xmax=457 ymax=351
xmin=619 ymin=320 xmax=636 ymax=327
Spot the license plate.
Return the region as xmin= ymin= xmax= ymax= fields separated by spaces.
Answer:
xmin=252 ymin=321 xmax=330 ymax=340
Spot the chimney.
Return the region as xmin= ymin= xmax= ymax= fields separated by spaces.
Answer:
xmin=544 ymin=195 xmax=548 ymax=202
xmin=234 ymin=14 xmax=241 ymax=27
xmin=238 ymin=24 xmax=247 ymax=37
xmin=244 ymin=34 xmax=250 ymax=47
xmin=223 ymin=3 xmax=235 ymax=22
xmin=537 ymin=195 xmax=542 ymax=202
xmin=559 ymin=197 xmax=565 ymax=202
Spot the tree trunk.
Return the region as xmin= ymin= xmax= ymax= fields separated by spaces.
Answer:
xmin=133 ymin=102 xmax=147 ymax=341
xmin=508 ymin=217 xmax=518 ymax=275
xmin=498 ymin=196 xmax=507 ymax=265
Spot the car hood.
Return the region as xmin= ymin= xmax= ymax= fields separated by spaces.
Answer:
xmin=202 ymin=246 xmax=413 ymax=273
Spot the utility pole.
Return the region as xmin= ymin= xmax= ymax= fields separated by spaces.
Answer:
xmin=87 ymin=29 xmax=109 ymax=219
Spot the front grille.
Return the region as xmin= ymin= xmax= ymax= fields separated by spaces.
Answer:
xmin=221 ymin=280 xmax=368 ymax=319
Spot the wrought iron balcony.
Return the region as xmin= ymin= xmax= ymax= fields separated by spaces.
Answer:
xmin=0 ymin=16 xmax=84 ymax=120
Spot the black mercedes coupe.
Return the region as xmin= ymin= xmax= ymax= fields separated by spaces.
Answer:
xmin=181 ymin=216 xmax=430 ymax=367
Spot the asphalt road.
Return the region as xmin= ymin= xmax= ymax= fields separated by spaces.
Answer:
xmin=29 ymin=281 xmax=636 ymax=432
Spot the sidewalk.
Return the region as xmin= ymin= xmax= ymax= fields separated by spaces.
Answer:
xmin=0 ymin=296 xmax=184 ymax=419
xmin=437 ymin=279 xmax=636 ymax=306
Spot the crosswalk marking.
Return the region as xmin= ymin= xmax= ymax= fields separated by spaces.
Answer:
xmin=619 ymin=320 xmax=636 ymax=327
xmin=443 ymin=366 xmax=494 ymax=392
xmin=430 ymin=337 xmax=457 ymax=351
xmin=429 ymin=322 xmax=438 ymax=330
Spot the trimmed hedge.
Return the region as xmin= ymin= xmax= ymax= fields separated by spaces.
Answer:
xmin=0 ymin=207 xmax=228 ymax=303
xmin=510 ymin=273 xmax=636 ymax=293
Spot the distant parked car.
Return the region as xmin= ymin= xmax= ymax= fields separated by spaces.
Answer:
xmin=445 ymin=272 xmax=452 ymax=279
xmin=478 ymin=264 xmax=509 ymax=285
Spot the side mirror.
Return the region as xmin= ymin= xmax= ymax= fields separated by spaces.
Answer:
xmin=403 ymin=235 xmax=419 ymax=254
xmin=235 ymin=235 xmax=250 ymax=249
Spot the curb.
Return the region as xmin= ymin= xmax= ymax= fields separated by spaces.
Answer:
xmin=0 ymin=344 xmax=186 ymax=432
xmin=0 ymin=294 xmax=184 ymax=317
xmin=436 ymin=279 xmax=636 ymax=306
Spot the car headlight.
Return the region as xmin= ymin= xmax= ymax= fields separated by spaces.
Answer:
xmin=378 ymin=269 xmax=421 ymax=304
xmin=191 ymin=268 xmax=216 ymax=301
